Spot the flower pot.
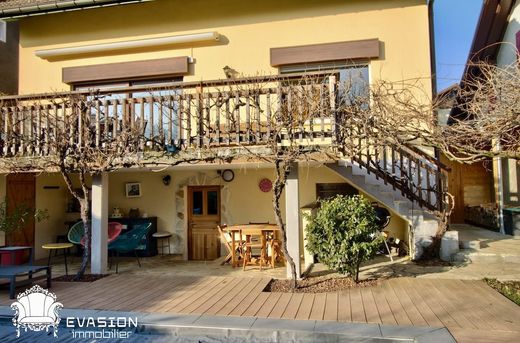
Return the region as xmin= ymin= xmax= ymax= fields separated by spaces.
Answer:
xmin=0 ymin=248 xmax=28 ymax=265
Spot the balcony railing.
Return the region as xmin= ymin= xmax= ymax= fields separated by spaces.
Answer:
xmin=0 ymin=72 xmax=449 ymax=213
xmin=0 ymin=72 xmax=337 ymax=157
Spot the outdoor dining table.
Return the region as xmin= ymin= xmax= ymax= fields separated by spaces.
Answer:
xmin=224 ymin=224 xmax=280 ymax=268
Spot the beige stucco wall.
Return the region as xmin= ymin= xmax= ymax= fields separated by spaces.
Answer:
xmin=17 ymin=0 xmax=432 ymax=98
xmin=25 ymin=164 xmax=406 ymax=260
xmin=34 ymin=173 xmax=69 ymax=260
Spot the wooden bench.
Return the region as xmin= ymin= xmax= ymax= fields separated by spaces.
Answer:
xmin=0 ymin=265 xmax=52 ymax=299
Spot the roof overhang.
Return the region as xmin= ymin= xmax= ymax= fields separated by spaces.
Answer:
xmin=0 ymin=0 xmax=154 ymax=20
xmin=461 ymin=0 xmax=516 ymax=84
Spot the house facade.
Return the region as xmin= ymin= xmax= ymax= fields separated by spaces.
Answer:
xmin=0 ymin=0 xmax=443 ymax=277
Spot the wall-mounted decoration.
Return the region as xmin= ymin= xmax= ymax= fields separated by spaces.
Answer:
xmin=125 ymin=182 xmax=142 ymax=198
xmin=111 ymin=207 xmax=123 ymax=218
xmin=259 ymin=178 xmax=273 ymax=192
xmin=221 ymin=169 xmax=235 ymax=182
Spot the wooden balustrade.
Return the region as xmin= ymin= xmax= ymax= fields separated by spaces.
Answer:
xmin=0 ymin=71 xmax=449 ymax=212
xmin=353 ymin=135 xmax=450 ymax=212
xmin=0 ymin=72 xmax=337 ymax=157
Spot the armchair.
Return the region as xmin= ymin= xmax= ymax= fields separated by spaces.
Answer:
xmin=11 ymin=285 xmax=63 ymax=337
xmin=108 ymin=223 xmax=152 ymax=273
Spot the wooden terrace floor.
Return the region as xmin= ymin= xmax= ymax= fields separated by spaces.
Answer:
xmin=1 ymin=275 xmax=519 ymax=342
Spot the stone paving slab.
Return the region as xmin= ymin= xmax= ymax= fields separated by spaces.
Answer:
xmin=0 ymin=307 xmax=455 ymax=342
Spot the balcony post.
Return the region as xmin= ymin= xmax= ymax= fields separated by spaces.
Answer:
xmin=329 ymin=74 xmax=337 ymax=145
xmin=285 ymin=163 xmax=301 ymax=279
xmin=91 ymin=173 xmax=108 ymax=274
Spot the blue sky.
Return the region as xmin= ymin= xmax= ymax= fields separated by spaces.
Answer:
xmin=434 ymin=0 xmax=483 ymax=91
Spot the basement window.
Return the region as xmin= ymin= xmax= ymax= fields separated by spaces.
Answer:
xmin=316 ymin=183 xmax=358 ymax=201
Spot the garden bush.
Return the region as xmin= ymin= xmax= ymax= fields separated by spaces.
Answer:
xmin=305 ymin=195 xmax=383 ymax=282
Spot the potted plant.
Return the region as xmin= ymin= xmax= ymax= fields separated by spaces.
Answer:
xmin=0 ymin=201 xmax=49 ymax=265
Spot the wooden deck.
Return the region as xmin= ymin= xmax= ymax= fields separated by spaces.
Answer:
xmin=1 ymin=275 xmax=519 ymax=342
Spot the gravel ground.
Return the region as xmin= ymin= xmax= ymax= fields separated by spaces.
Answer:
xmin=265 ymin=274 xmax=380 ymax=293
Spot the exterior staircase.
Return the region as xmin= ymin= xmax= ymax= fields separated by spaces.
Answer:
xmin=323 ymin=137 xmax=452 ymax=259
xmin=327 ymin=161 xmax=440 ymax=259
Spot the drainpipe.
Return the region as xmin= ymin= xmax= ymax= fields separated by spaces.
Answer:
xmin=428 ymin=0 xmax=437 ymax=98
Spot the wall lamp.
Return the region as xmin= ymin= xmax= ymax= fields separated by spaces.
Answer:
xmin=162 ymin=175 xmax=171 ymax=186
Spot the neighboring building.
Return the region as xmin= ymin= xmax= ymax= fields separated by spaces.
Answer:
xmin=449 ymin=0 xmax=519 ymax=233
xmin=0 ymin=19 xmax=19 ymax=94
xmin=0 ymin=0 xmax=443 ymax=276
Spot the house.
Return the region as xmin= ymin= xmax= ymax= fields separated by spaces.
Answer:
xmin=0 ymin=0 xmax=444 ymax=277
xmin=446 ymin=0 xmax=519 ymax=234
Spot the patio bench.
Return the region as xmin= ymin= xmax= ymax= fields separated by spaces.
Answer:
xmin=0 ymin=265 xmax=52 ymax=299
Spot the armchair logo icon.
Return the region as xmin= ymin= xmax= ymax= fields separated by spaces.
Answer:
xmin=10 ymin=285 xmax=63 ymax=337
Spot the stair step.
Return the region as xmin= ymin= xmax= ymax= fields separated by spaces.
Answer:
xmin=460 ymin=240 xmax=481 ymax=250
xmin=451 ymin=250 xmax=520 ymax=264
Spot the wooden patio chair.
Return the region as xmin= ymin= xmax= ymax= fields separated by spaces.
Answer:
xmin=242 ymin=227 xmax=269 ymax=271
xmin=268 ymin=238 xmax=285 ymax=268
xmin=218 ymin=225 xmax=242 ymax=266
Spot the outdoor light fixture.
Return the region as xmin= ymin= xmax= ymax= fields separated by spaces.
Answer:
xmin=162 ymin=175 xmax=171 ymax=186
xmin=35 ymin=31 xmax=220 ymax=59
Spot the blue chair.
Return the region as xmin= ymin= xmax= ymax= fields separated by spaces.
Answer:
xmin=108 ymin=223 xmax=151 ymax=273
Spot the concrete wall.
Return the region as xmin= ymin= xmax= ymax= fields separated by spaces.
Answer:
xmin=17 ymin=0 xmax=432 ymax=99
xmin=0 ymin=21 xmax=19 ymax=94
xmin=497 ymin=0 xmax=520 ymax=207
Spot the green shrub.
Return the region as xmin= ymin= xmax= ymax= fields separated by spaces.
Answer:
xmin=0 ymin=201 xmax=49 ymax=235
xmin=305 ymin=195 xmax=383 ymax=281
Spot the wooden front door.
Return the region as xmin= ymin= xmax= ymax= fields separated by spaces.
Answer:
xmin=6 ymin=174 xmax=36 ymax=247
xmin=187 ymin=186 xmax=221 ymax=260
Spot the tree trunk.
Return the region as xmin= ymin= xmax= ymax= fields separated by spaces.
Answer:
xmin=76 ymin=198 xmax=90 ymax=279
xmin=272 ymin=159 xmax=298 ymax=289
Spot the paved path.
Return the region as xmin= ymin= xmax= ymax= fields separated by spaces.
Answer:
xmin=1 ymin=275 xmax=518 ymax=342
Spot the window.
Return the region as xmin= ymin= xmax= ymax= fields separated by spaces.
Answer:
xmin=280 ymin=62 xmax=370 ymax=106
xmin=316 ymin=183 xmax=358 ymax=201
xmin=75 ymin=78 xmax=182 ymax=143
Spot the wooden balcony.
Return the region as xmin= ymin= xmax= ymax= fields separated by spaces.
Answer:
xmin=0 ymin=72 xmax=337 ymax=159
xmin=0 ymin=72 xmax=450 ymax=213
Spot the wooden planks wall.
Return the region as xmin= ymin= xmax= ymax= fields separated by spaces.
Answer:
xmin=443 ymin=156 xmax=494 ymax=223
